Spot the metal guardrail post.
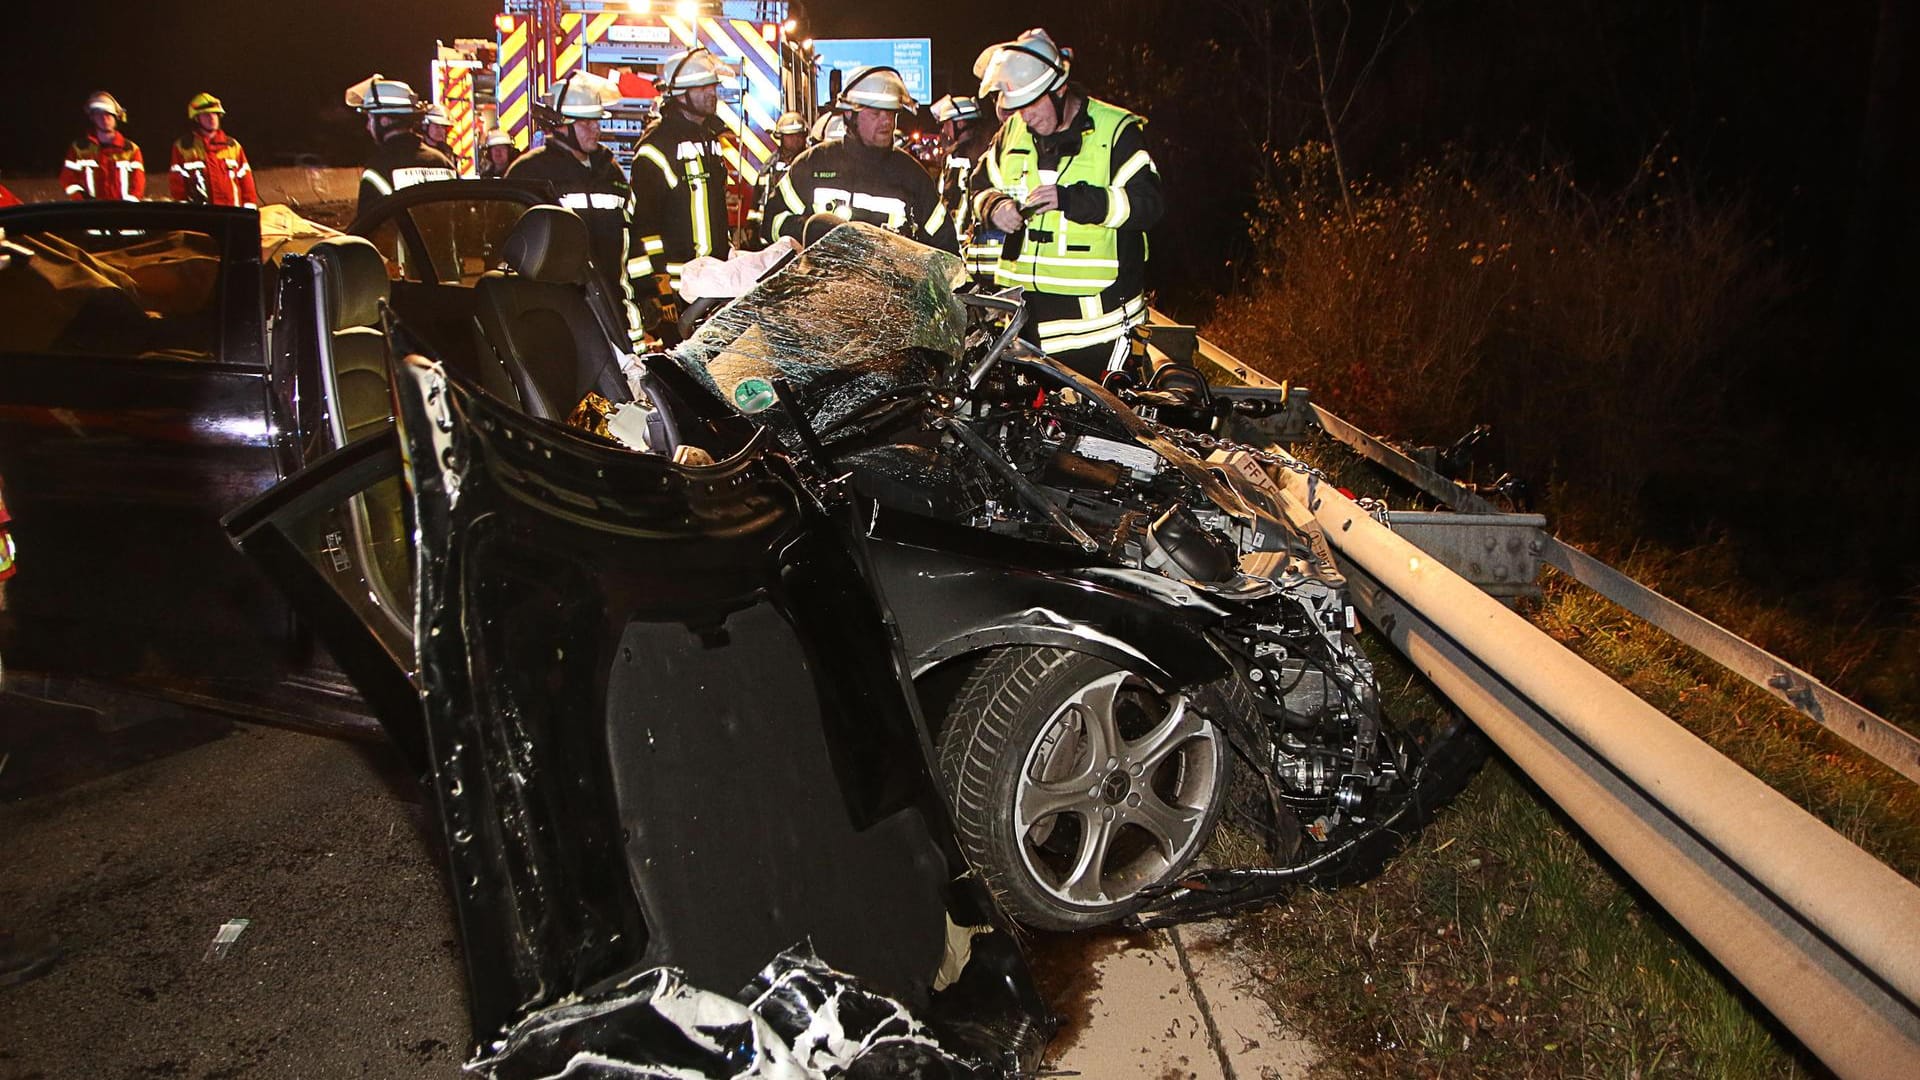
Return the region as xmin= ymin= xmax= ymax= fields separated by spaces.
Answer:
xmin=1275 ymin=462 xmax=1920 ymax=1078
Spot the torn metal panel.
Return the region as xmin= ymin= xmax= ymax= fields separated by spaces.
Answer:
xmin=469 ymin=947 xmax=972 ymax=1078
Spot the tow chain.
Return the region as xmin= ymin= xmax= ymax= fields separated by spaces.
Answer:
xmin=1140 ymin=415 xmax=1394 ymax=527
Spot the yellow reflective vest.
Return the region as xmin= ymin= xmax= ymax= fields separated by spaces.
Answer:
xmin=986 ymin=98 xmax=1143 ymax=297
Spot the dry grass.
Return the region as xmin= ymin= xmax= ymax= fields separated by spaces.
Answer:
xmin=1208 ymin=143 xmax=1792 ymax=511
xmin=1230 ymin=615 xmax=1878 ymax=1078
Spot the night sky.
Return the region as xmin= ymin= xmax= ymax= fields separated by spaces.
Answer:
xmin=0 ymin=1 xmax=1015 ymax=176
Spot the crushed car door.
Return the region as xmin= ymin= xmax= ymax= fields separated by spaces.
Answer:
xmin=223 ymin=354 xmax=1050 ymax=1071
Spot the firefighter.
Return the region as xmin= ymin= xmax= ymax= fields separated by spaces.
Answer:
xmin=630 ymin=46 xmax=733 ymax=311
xmin=169 ymin=94 xmax=258 ymax=208
xmin=749 ymin=111 xmax=807 ymax=244
xmin=506 ymin=71 xmax=645 ymax=348
xmin=971 ymin=29 xmax=1164 ymax=380
xmin=344 ymin=75 xmax=456 ymax=216
xmin=769 ymin=67 xmax=953 ymax=252
xmin=61 ymin=92 xmax=145 ymax=202
xmin=479 ymin=129 xmax=517 ymax=180
xmin=928 ymin=95 xmax=998 ymax=280
xmin=422 ymin=104 xmax=456 ymax=163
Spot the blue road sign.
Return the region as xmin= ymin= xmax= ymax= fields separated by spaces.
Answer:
xmin=812 ymin=38 xmax=933 ymax=108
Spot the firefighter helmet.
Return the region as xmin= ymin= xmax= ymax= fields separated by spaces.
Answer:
xmin=534 ymin=70 xmax=621 ymax=125
xmin=85 ymin=91 xmax=128 ymax=123
xmin=837 ymin=66 xmax=916 ymax=113
xmin=423 ymin=103 xmax=451 ymax=128
xmin=774 ymin=111 xmax=806 ymax=135
xmin=345 ymin=75 xmax=426 ymax=116
xmin=660 ymin=47 xmax=735 ymax=95
xmin=485 ymin=128 xmax=516 ymax=150
xmin=930 ymin=95 xmax=982 ymax=124
xmin=809 ymin=112 xmax=846 ymax=143
xmin=975 ymin=28 xmax=1071 ymax=109
xmin=186 ymin=92 xmax=225 ymax=120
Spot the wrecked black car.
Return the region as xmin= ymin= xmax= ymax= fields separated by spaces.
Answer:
xmin=227 ymin=217 xmax=1481 ymax=1068
xmin=5 ymin=191 xmax=1482 ymax=1072
xmin=636 ymin=225 xmax=1488 ymax=930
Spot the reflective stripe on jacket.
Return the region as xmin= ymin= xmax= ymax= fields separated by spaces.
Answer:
xmin=770 ymin=137 xmax=955 ymax=253
xmin=359 ymin=132 xmax=457 ymax=216
xmin=170 ymin=131 xmax=258 ymax=208
xmin=630 ymin=109 xmax=730 ymax=288
xmin=62 ymin=134 xmax=146 ymax=201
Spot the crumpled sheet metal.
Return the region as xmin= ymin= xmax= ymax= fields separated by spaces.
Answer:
xmin=670 ymin=223 xmax=968 ymax=440
xmin=467 ymin=946 xmax=970 ymax=1079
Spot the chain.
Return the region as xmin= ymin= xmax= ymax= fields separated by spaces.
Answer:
xmin=1141 ymin=415 xmax=1393 ymax=527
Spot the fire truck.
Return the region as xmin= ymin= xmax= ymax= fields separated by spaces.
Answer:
xmin=430 ymin=1 xmax=816 ymax=225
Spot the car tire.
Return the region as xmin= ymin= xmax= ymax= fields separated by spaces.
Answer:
xmin=938 ymin=647 xmax=1231 ymax=931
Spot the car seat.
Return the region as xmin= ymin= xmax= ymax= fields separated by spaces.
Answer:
xmin=308 ymin=235 xmax=412 ymax=631
xmin=474 ymin=205 xmax=632 ymax=421
xmin=310 ymin=235 xmax=395 ymax=445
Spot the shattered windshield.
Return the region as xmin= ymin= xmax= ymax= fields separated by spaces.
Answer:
xmin=670 ymin=224 xmax=967 ymax=433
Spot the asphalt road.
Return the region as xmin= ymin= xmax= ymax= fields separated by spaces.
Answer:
xmin=0 ymin=698 xmax=469 ymax=1079
xmin=0 ymin=696 xmax=1311 ymax=1080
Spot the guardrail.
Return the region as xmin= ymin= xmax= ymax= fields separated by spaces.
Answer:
xmin=1146 ymin=314 xmax=1920 ymax=1078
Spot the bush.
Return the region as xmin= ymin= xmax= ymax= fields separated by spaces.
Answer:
xmin=1207 ymin=144 xmax=1792 ymax=512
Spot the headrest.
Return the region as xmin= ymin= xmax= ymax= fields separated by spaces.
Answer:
xmin=311 ymin=236 xmax=389 ymax=330
xmin=502 ymin=205 xmax=590 ymax=285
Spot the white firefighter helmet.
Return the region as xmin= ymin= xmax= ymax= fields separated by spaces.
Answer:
xmin=773 ymin=110 xmax=807 ymax=135
xmin=423 ymin=103 xmax=452 ymax=128
xmin=345 ymin=75 xmax=426 ymax=116
xmin=86 ymin=91 xmax=128 ymax=122
xmin=809 ymin=112 xmax=846 ymax=143
xmin=485 ymin=128 xmax=516 ymax=150
xmin=930 ymin=95 xmax=982 ymax=124
xmin=660 ymin=47 xmax=736 ymax=95
xmin=837 ymin=66 xmax=916 ymax=112
xmin=539 ymin=70 xmax=621 ymax=123
xmin=975 ymin=28 xmax=1070 ymax=109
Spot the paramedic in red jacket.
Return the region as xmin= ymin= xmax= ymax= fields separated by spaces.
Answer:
xmin=170 ymin=93 xmax=258 ymax=208
xmin=61 ymin=92 xmax=145 ymax=201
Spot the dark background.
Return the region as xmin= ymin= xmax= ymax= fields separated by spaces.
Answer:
xmin=3 ymin=0 xmax=1915 ymax=499
xmin=3 ymin=1 xmax=1910 ymax=303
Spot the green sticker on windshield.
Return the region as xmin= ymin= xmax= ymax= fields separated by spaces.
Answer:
xmin=732 ymin=377 xmax=777 ymax=414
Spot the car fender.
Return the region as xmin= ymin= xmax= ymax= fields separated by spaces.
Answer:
xmin=860 ymin=513 xmax=1233 ymax=690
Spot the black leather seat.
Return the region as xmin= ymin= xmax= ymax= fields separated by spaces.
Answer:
xmin=309 ymin=235 xmax=413 ymax=618
xmin=310 ymin=235 xmax=394 ymax=444
xmin=475 ymin=205 xmax=632 ymax=421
